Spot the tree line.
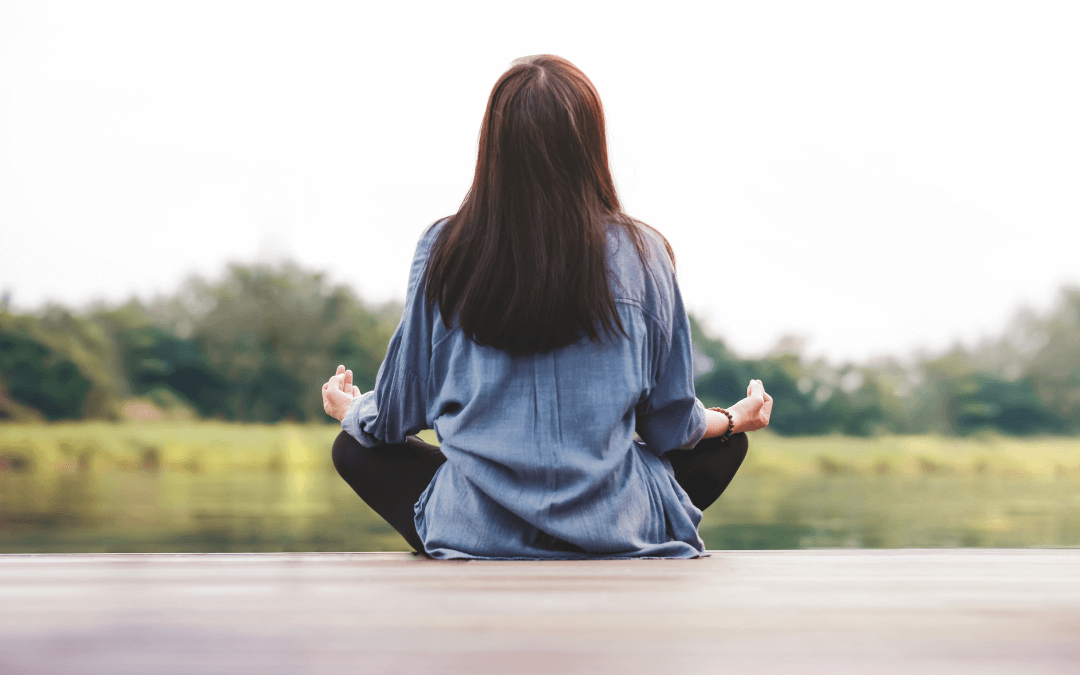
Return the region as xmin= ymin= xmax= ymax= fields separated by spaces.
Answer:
xmin=2 ymin=262 xmax=1078 ymax=436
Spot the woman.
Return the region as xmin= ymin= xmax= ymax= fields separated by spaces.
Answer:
xmin=322 ymin=55 xmax=773 ymax=559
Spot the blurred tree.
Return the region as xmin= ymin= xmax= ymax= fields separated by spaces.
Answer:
xmin=946 ymin=374 xmax=1067 ymax=435
xmin=749 ymin=352 xmax=825 ymax=435
xmin=121 ymin=326 xmax=231 ymax=418
xmin=690 ymin=317 xmax=914 ymax=436
xmin=2 ymin=263 xmax=1075 ymax=436
xmin=0 ymin=311 xmax=106 ymax=420
xmin=147 ymin=263 xmax=397 ymax=422
xmin=1023 ymin=288 xmax=1080 ymax=432
xmin=0 ymin=331 xmax=91 ymax=420
xmin=91 ymin=303 xmax=225 ymax=418
xmin=689 ymin=316 xmax=755 ymax=408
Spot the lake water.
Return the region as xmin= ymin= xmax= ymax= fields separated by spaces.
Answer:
xmin=1 ymin=467 xmax=1078 ymax=553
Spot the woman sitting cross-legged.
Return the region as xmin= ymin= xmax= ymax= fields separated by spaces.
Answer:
xmin=322 ymin=54 xmax=773 ymax=559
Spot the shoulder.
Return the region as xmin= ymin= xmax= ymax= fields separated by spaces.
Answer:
xmin=407 ymin=217 xmax=451 ymax=279
xmin=606 ymin=220 xmax=676 ymax=301
xmin=636 ymin=223 xmax=677 ymax=290
xmin=418 ymin=217 xmax=451 ymax=252
xmin=405 ymin=217 xmax=452 ymax=296
xmin=608 ymin=217 xmax=674 ymax=269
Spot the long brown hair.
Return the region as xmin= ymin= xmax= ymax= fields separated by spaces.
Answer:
xmin=423 ymin=55 xmax=673 ymax=355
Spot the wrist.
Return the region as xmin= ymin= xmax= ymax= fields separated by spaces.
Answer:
xmin=727 ymin=407 xmax=742 ymax=434
xmin=707 ymin=407 xmax=735 ymax=442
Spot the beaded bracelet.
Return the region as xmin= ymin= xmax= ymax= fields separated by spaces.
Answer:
xmin=708 ymin=407 xmax=734 ymax=443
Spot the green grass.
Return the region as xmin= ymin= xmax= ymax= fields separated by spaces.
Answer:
xmin=0 ymin=421 xmax=343 ymax=474
xmin=2 ymin=422 xmax=1076 ymax=478
xmin=739 ymin=431 xmax=1080 ymax=478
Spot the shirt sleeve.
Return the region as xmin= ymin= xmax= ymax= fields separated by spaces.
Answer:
xmin=341 ymin=224 xmax=441 ymax=447
xmin=634 ymin=270 xmax=708 ymax=455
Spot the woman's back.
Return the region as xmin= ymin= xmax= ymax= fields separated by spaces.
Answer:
xmin=326 ymin=55 xmax=768 ymax=558
xmin=343 ymin=219 xmax=708 ymax=559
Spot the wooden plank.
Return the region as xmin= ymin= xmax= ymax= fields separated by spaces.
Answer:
xmin=1 ymin=550 xmax=1078 ymax=674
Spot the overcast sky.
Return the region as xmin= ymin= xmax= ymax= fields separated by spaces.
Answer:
xmin=2 ymin=1 xmax=1077 ymax=363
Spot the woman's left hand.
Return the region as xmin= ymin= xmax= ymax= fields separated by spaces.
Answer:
xmin=322 ymin=365 xmax=362 ymax=421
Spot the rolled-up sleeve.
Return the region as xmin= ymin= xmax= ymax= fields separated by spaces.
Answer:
xmin=341 ymin=223 xmax=442 ymax=447
xmin=634 ymin=276 xmax=707 ymax=455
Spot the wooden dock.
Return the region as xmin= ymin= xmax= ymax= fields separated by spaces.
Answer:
xmin=1 ymin=549 xmax=1077 ymax=674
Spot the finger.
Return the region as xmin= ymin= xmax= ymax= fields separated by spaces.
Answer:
xmin=352 ymin=385 xmax=361 ymax=396
xmin=332 ymin=373 xmax=346 ymax=391
xmin=336 ymin=365 xmax=346 ymax=376
xmin=326 ymin=387 xmax=351 ymax=406
xmin=344 ymin=369 xmax=354 ymax=390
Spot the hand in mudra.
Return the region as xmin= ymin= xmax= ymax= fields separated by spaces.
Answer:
xmin=322 ymin=365 xmax=361 ymax=421
xmin=729 ymin=379 xmax=773 ymax=433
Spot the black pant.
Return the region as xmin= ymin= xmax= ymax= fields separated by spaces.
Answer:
xmin=332 ymin=431 xmax=748 ymax=553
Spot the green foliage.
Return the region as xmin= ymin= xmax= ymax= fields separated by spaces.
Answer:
xmin=940 ymin=373 xmax=1066 ymax=436
xmin=1 ymin=263 xmax=397 ymax=424
xmin=120 ymin=325 xmax=232 ymax=417
xmin=690 ymin=287 xmax=1080 ymax=436
xmin=0 ymin=309 xmax=120 ymax=421
xmin=691 ymin=318 xmax=903 ymax=436
xmin=0 ymin=329 xmax=92 ymax=420
xmin=1023 ymin=288 xmax=1080 ymax=426
xmin=918 ymin=287 xmax=1080 ymax=435
xmin=145 ymin=263 xmax=397 ymax=422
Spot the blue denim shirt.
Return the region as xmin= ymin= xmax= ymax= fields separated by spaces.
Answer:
xmin=342 ymin=219 xmax=708 ymax=559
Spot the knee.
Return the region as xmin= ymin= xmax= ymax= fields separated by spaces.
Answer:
xmin=728 ymin=432 xmax=749 ymax=461
xmin=331 ymin=430 xmax=361 ymax=475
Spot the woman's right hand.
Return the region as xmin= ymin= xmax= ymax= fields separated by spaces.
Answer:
xmin=728 ymin=379 xmax=773 ymax=433
xmin=322 ymin=365 xmax=362 ymax=422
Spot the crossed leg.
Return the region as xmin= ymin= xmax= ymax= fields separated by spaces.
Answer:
xmin=331 ymin=430 xmax=749 ymax=552
xmin=665 ymin=432 xmax=749 ymax=511
xmin=331 ymin=432 xmax=445 ymax=553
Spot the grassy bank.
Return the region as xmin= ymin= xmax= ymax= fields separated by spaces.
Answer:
xmin=741 ymin=432 xmax=1080 ymax=478
xmin=0 ymin=422 xmax=343 ymax=475
xmin=3 ymin=422 xmax=1078 ymax=552
xmin=1 ymin=422 xmax=1078 ymax=478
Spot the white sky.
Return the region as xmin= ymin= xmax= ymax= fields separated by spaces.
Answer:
xmin=2 ymin=1 xmax=1078 ymax=363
